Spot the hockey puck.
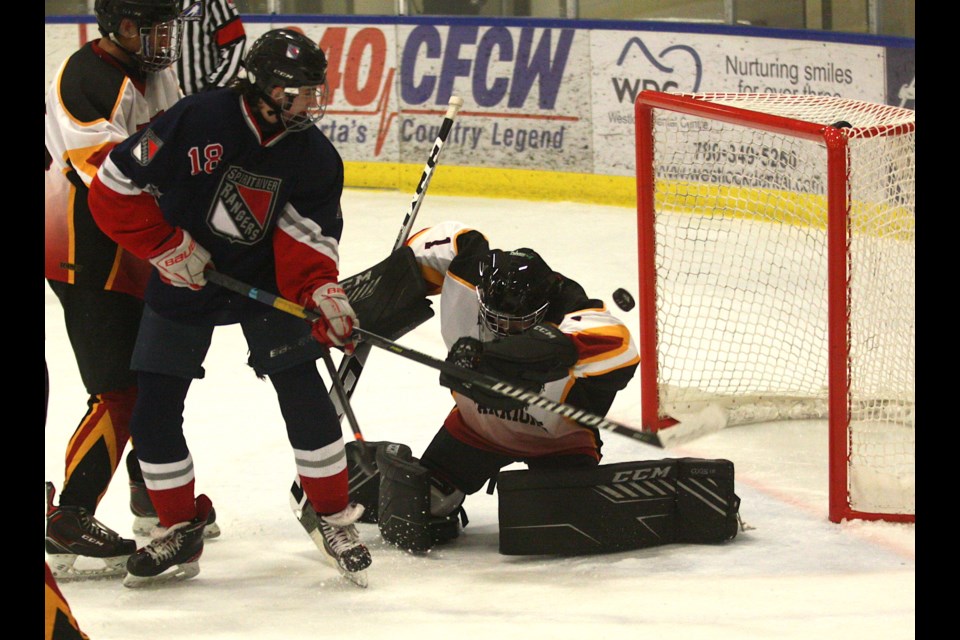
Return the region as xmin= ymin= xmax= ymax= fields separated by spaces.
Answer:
xmin=612 ymin=288 xmax=635 ymax=312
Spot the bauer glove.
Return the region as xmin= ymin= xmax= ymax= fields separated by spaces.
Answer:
xmin=308 ymin=282 xmax=358 ymax=355
xmin=148 ymin=228 xmax=212 ymax=290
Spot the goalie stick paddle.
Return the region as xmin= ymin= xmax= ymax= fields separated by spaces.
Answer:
xmin=203 ymin=270 xmax=664 ymax=449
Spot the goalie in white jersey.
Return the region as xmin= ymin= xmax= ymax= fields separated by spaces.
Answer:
xmin=368 ymin=221 xmax=640 ymax=552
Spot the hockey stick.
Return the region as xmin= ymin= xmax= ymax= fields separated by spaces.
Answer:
xmin=319 ymin=350 xmax=376 ymax=475
xmin=393 ymin=96 xmax=465 ymax=251
xmin=203 ymin=270 xmax=664 ymax=449
xmin=353 ymin=328 xmax=663 ymax=448
xmin=332 ymin=95 xmax=464 ymax=419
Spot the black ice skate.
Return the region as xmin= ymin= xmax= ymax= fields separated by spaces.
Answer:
xmin=289 ymin=482 xmax=371 ymax=588
xmin=123 ymin=494 xmax=212 ymax=588
xmin=45 ymin=481 xmax=136 ymax=581
xmin=130 ymin=479 xmax=221 ymax=539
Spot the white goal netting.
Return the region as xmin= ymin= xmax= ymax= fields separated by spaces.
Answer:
xmin=638 ymin=93 xmax=914 ymax=520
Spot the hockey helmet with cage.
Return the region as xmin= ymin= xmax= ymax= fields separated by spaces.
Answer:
xmin=477 ymin=248 xmax=557 ymax=337
xmin=94 ymin=0 xmax=183 ymax=72
xmin=243 ymin=29 xmax=330 ymax=132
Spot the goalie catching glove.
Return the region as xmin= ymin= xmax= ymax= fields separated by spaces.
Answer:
xmin=439 ymin=323 xmax=578 ymax=410
xmin=441 ymin=336 xmax=523 ymax=410
xmin=482 ymin=323 xmax=578 ymax=385
xmin=148 ymin=228 xmax=212 ymax=290
xmin=308 ymin=282 xmax=358 ymax=356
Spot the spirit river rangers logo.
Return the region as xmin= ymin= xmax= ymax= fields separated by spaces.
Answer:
xmin=133 ymin=129 xmax=164 ymax=166
xmin=207 ymin=167 xmax=281 ymax=244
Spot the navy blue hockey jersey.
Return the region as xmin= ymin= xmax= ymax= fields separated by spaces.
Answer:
xmin=89 ymin=87 xmax=345 ymax=323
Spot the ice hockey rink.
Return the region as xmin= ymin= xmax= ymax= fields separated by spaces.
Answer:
xmin=44 ymin=187 xmax=915 ymax=640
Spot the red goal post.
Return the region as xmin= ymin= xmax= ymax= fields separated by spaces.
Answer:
xmin=633 ymin=91 xmax=914 ymax=523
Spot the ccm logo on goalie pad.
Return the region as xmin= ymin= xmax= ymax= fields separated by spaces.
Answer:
xmin=612 ymin=466 xmax=672 ymax=482
xmin=342 ymin=273 xmax=381 ymax=303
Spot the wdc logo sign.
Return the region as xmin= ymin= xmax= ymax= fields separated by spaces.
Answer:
xmin=611 ymin=38 xmax=702 ymax=104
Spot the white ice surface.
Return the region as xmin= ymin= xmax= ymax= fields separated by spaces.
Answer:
xmin=44 ymin=187 xmax=915 ymax=640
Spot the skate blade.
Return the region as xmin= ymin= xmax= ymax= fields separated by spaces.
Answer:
xmin=341 ymin=568 xmax=368 ymax=588
xmin=47 ymin=554 xmax=127 ymax=582
xmin=134 ymin=517 xmax=221 ymax=539
xmin=306 ymin=530 xmax=370 ymax=588
xmin=122 ymin=561 xmax=200 ymax=589
xmin=292 ymin=485 xmax=368 ymax=587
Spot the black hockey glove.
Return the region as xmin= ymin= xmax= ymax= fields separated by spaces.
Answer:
xmin=447 ymin=336 xmax=483 ymax=370
xmin=439 ymin=337 xmax=526 ymax=411
xmin=479 ymin=323 xmax=578 ymax=386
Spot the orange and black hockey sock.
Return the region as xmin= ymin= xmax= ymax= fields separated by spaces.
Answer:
xmin=59 ymin=385 xmax=136 ymax=512
xmin=45 ymin=562 xmax=89 ymax=640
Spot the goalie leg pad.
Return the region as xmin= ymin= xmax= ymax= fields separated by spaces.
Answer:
xmin=497 ymin=460 xmax=679 ymax=556
xmin=375 ymin=443 xmax=462 ymax=553
xmin=346 ymin=441 xmax=384 ymax=523
xmin=675 ymin=458 xmax=741 ymax=543
xmin=497 ymin=457 xmax=742 ymax=555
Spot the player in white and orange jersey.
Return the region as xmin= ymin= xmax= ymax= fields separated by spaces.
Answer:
xmin=372 ymin=221 xmax=640 ymax=552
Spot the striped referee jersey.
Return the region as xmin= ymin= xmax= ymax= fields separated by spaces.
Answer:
xmin=177 ymin=0 xmax=246 ymax=95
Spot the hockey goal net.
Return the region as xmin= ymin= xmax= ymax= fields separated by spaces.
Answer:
xmin=634 ymin=91 xmax=914 ymax=523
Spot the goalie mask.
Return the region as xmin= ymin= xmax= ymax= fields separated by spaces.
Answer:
xmin=477 ymin=248 xmax=556 ymax=337
xmin=243 ymin=29 xmax=330 ymax=132
xmin=95 ymin=0 xmax=183 ymax=73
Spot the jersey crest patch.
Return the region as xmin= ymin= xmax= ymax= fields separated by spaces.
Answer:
xmin=182 ymin=1 xmax=203 ymax=20
xmin=208 ymin=167 xmax=281 ymax=245
xmin=133 ymin=129 xmax=163 ymax=166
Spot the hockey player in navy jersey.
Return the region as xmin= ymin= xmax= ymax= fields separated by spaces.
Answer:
xmin=87 ymin=28 xmax=372 ymax=587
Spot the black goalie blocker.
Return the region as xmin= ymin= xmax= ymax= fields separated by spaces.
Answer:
xmin=261 ymin=247 xmax=432 ymax=367
xmin=341 ymin=246 xmax=434 ymax=340
xmin=497 ymin=458 xmax=741 ymax=555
